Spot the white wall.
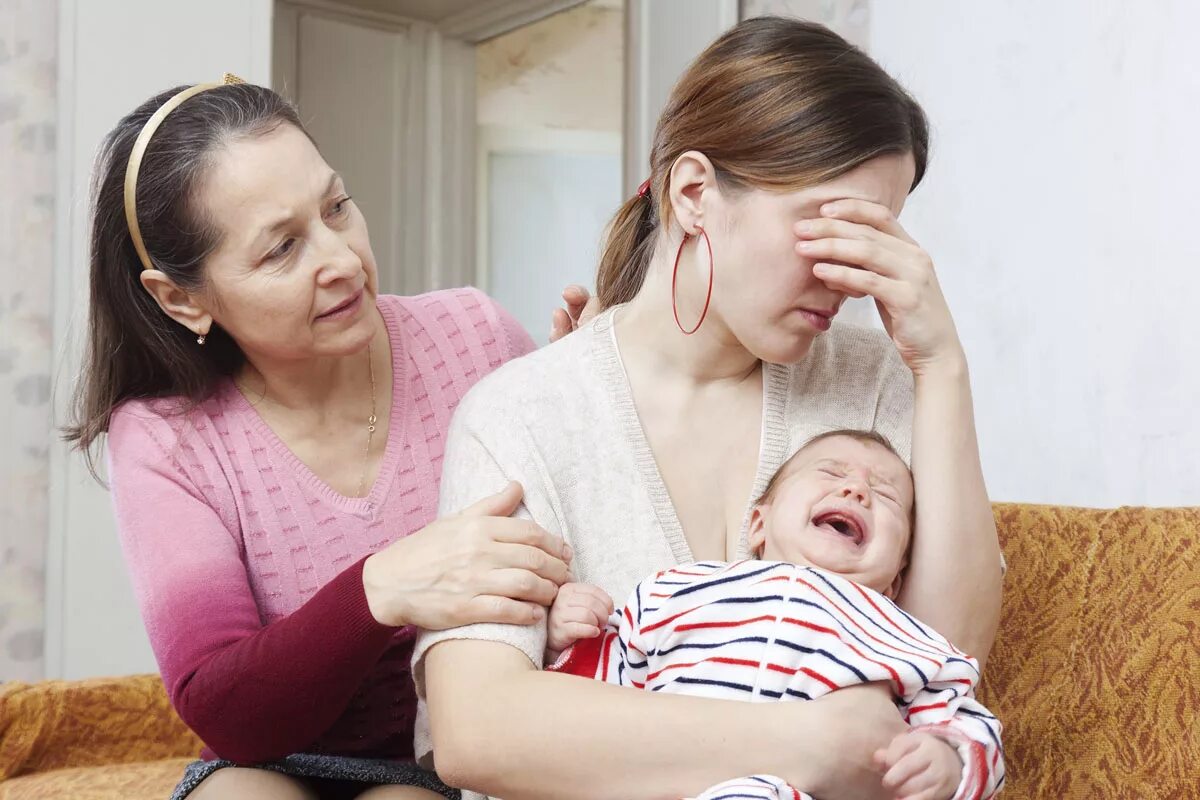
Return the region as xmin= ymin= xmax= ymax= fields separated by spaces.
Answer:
xmin=49 ymin=0 xmax=273 ymax=679
xmin=487 ymin=143 xmax=621 ymax=342
xmin=624 ymin=0 xmax=738 ymax=192
xmin=867 ymin=1 xmax=1200 ymax=507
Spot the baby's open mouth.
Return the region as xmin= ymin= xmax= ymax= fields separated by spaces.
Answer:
xmin=812 ymin=510 xmax=867 ymax=546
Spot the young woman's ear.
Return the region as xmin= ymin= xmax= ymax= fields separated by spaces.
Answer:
xmin=666 ymin=150 xmax=719 ymax=236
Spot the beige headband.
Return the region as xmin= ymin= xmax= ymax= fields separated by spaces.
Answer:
xmin=123 ymin=73 xmax=245 ymax=271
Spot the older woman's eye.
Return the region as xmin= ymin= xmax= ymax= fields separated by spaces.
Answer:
xmin=267 ymin=238 xmax=296 ymax=260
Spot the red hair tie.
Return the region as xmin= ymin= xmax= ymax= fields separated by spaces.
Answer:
xmin=636 ymin=179 xmax=651 ymax=199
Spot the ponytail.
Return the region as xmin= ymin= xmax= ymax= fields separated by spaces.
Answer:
xmin=597 ymin=190 xmax=658 ymax=309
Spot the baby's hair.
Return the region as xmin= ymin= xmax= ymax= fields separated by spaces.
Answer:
xmin=755 ymin=429 xmax=903 ymax=507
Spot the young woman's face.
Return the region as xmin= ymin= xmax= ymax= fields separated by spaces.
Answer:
xmin=691 ymin=152 xmax=916 ymax=364
xmin=194 ymin=123 xmax=379 ymax=364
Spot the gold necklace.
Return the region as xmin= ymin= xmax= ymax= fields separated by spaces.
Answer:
xmin=357 ymin=343 xmax=378 ymax=498
xmin=238 ymin=345 xmax=378 ymax=498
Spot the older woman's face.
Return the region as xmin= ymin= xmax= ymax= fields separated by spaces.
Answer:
xmin=196 ymin=123 xmax=379 ymax=363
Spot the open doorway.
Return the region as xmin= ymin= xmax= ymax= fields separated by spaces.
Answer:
xmin=272 ymin=0 xmax=623 ymax=338
xmin=476 ymin=0 xmax=623 ymax=342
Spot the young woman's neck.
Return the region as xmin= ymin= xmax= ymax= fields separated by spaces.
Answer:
xmin=235 ymin=308 xmax=388 ymax=416
xmin=619 ymin=248 xmax=760 ymax=386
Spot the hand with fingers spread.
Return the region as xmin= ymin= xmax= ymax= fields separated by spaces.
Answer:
xmin=875 ymin=731 xmax=963 ymax=800
xmin=545 ymin=582 xmax=615 ymax=662
xmin=361 ymin=481 xmax=573 ymax=629
xmin=795 ymin=200 xmax=964 ymax=375
xmin=550 ymin=285 xmax=602 ymax=343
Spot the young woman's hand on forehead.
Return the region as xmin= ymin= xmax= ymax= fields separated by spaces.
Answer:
xmin=793 ymin=199 xmax=964 ymax=375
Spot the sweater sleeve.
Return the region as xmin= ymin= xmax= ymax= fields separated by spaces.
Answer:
xmin=460 ymin=286 xmax=537 ymax=360
xmin=107 ymin=409 xmax=397 ymax=764
xmin=873 ymin=340 xmax=916 ymax=465
xmin=409 ymin=385 xmax=565 ymax=765
xmin=409 ymin=403 xmax=555 ymax=684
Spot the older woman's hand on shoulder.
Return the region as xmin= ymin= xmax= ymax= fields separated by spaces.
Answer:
xmin=549 ymin=285 xmax=601 ymax=343
xmin=362 ymin=482 xmax=572 ymax=629
xmin=796 ymin=200 xmax=966 ymax=376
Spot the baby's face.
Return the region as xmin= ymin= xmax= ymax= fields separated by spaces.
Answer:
xmin=748 ymin=436 xmax=915 ymax=597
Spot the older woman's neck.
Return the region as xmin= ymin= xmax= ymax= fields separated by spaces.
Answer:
xmin=619 ymin=264 xmax=760 ymax=385
xmin=236 ymin=310 xmax=388 ymax=415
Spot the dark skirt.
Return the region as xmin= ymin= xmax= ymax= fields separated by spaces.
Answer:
xmin=170 ymin=753 xmax=459 ymax=799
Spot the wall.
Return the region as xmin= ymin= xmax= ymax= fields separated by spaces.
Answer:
xmin=476 ymin=1 xmax=622 ymax=133
xmin=867 ymin=1 xmax=1200 ymax=507
xmin=749 ymin=1 xmax=1200 ymax=507
xmin=46 ymin=0 xmax=273 ymax=679
xmin=0 ymin=0 xmax=56 ymax=681
xmin=275 ymin=2 xmax=478 ymax=297
xmin=476 ymin=1 xmax=623 ymax=342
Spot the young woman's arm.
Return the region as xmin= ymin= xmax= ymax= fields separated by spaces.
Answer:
xmin=425 ymin=640 xmax=905 ymax=800
xmin=904 ymin=359 xmax=1002 ymax=665
xmin=796 ymin=199 xmax=1003 ymax=665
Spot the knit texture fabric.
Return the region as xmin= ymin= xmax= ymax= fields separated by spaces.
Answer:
xmin=108 ymin=289 xmax=534 ymax=763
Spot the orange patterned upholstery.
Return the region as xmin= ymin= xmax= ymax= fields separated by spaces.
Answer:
xmin=0 ymin=674 xmax=199 ymax=799
xmin=1 ymin=505 xmax=1197 ymax=799
xmin=979 ymin=505 xmax=1200 ymax=798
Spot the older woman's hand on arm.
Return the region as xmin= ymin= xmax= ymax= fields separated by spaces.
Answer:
xmin=363 ymin=481 xmax=572 ymax=629
xmin=796 ymin=200 xmax=1003 ymax=665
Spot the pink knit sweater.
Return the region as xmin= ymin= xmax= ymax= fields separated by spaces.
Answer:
xmin=107 ymin=290 xmax=535 ymax=763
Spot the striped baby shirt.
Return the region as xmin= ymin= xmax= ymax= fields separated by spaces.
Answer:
xmin=550 ymin=560 xmax=1005 ymax=800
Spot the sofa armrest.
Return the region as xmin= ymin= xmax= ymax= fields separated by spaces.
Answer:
xmin=0 ymin=674 xmax=202 ymax=780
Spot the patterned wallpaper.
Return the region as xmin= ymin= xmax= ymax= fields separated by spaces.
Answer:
xmin=0 ymin=0 xmax=55 ymax=681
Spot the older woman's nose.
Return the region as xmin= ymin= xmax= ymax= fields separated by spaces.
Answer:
xmin=314 ymin=232 xmax=362 ymax=285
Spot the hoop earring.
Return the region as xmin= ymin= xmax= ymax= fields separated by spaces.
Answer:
xmin=671 ymin=225 xmax=714 ymax=335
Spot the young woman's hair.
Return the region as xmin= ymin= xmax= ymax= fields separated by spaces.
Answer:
xmin=598 ymin=16 xmax=929 ymax=309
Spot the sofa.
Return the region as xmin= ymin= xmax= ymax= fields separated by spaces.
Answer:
xmin=2 ymin=504 xmax=1197 ymax=798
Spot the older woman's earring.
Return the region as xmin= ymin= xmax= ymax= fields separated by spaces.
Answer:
xmin=197 ymin=332 xmax=207 ymax=346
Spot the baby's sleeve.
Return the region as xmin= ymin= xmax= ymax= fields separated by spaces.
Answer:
xmin=904 ymin=655 xmax=1006 ymax=800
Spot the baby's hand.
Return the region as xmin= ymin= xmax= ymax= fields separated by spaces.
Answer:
xmin=546 ymin=582 xmax=614 ymax=661
xmin=875 ymin=731 xmax=962 ymax=800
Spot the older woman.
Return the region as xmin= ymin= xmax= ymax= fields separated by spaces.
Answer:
xmin=68 ymin=78 xmax=574 ymax=799
xmin=416 ymin=18 xmax=1003 ymax=800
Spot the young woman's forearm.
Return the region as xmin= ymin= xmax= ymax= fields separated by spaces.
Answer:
xmin=901 ymin=356 xmax=1002 ymax=666
xmin=426 ymin=641 xmax=901 ymax=800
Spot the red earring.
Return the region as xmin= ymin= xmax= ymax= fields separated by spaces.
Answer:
xmin=671 ymin=225 xmax=714 ymax=335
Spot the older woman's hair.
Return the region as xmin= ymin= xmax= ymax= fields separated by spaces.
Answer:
xmin=598 ymin=16 xmax=929 ymax=308
xmin=65 ymin=83 xmax=308 ymax=474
